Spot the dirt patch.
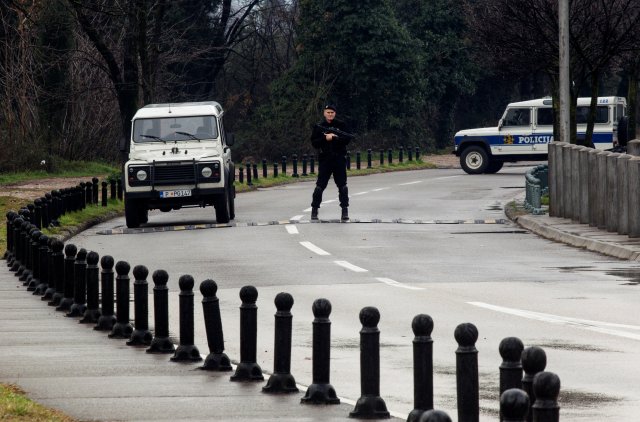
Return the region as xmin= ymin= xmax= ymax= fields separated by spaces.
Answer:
xmin=0 ymin=177 xmax=102 ymax=201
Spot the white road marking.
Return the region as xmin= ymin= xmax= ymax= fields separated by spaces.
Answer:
xmin=468 ymin=302 xmax=640 ymax=340
xmin=290 ymin=215 xmax=303 ymax=222
xmin=334 ymin=260 xmax=368 ymax=272
xmin=399 ymin=181 xmax=423 ymax=186
xmin=434 ymin=175 xmax=462 ymax=180
xmin=285 ymin=225 xmax=299 ymax=234
xmin=372 ymin=187 xmax=390 ymax=192
xmin=303 ymin=207 xmax=312 ymax=212
xmin=300 ymin=241 xmax=331 ymax=256
xmin=376 ymin=277 xmax=424 ymax=290
xmin=322 ymin=199 xmax=338 ymax=204
xmin=353 ymin=191 xmax=369 ymax=196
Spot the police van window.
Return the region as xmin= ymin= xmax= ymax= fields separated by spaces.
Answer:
xmin=576 ymin=106 xmax=609 ymax=124
xmin=537 ymin=108 xmax=554 ymax=125
xmin=503 ymin=108 xmax=531 ymax=126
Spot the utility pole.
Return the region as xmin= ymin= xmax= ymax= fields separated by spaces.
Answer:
xmin=558 ymin=0 xmax=570 ymax=144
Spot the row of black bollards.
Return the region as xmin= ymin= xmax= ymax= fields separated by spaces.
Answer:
xmin=234 ymin=147 xmax=422 ymax=184
xmin=5 ymin=209 xmax=560 ymax=420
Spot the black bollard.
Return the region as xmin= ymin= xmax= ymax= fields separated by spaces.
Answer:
xmin=42 ymin=238 xmax=57 ymax=300
xmin=501 ymin=388 xmax=530 ymax=422
xmin=262 ymin=159 xmax=268 ymax=178
xmin=281 ymin=155 xmax=287 ymax=175
xmin=95 ymin=256 xmax=116 ymax=331
xmin=418 ymin=410 xmax=452 ymax=422
xmin=86 ymin=179 xmax=93 ymax=205
xmin=263 ymin=292 xmax=298 ymax=394
xmin=110 ymin=179 xmax=116 ymax=199
xmin=199 ymin=279 xmax=232 ymax=370
xmin=34 ymin=198 xmax=42 ymax=229
xmin=310 ymin=156 xmax=315 ymax=174
xmin=8 ymin=215 xmax=21 ymax=270
xmin=4 ymin=212 xmax=15 ymax=262
xmin=388 ymin=148 xmax=393 ymax=165
xmin=92 ymin=177 xmax=99 ymax=204
xmin=380 ymin=149 xmax=384 ymax=166
xmin=253 ymin=163 xmax=258 ymax=181
xmin=416 ymin=146 xmax=420 ymax=161
xmin=147 ymin=269 xmax=175 ymax=353
xmin=66 ymin=248 xmax=88 ymax=317
xmin=273 ymin=162 xmax=278 ymax=178
xmin=532 ymin=372 xmax=560 ymax=422
xmin=56 ymin=243 xmax=77 ymax=311
xmin=42 ymin=195 xmax=51 ymax=228
xmin=117 ymin=178 xmax=123 ymax=200
xmin=408 ymin=147 xmax=413 ymax=161
xmin=407 ymin=314 xmax=434 ymax=422
xmin=239 ymin=166 xmax=244 ymax=184
xmin=292 ymin=154 xmax=299 ymax=178
xmin=367 ymin=149 xmax=372 ymax=169
xmin=171 ymin=275 xmax=202 ymax=362
xmin=101 ymin=181 xmax=108 ymax=207
xmin=24 ymin=228 xmax=41 ymax=287
xmin=500 ymin=336 xmax=525 ymax=421
xmin=14 ymin=220 xmax=29 ymax=277
xmin=127 ymin=265 xmax=153 ymax=346
xmin=301 ymin=298 xmax=339 ymax=404
xmin=346 ymin=151 xmax=351 ymax=170
xmin=33 ymin=234 xmax=50 ymax=295
xmin=109 ymin=261 xmax=134 ymax=339
xmin=400 ymin=146 xmax=404 ymax=163
xmin=302 ymin=154 xmax=308 ymax=176
xmin=356 ymin=151 xmax=361 ymax=170
xmin=455 ymin=322 xmax=479 ymax=422
xmin=230 ymin=285 xmax=264 ymax=381
xmin=80 ymin=251 xmax=102 ymax=323
xmin=47 ymin=239 xmax=65 ymax=306
xmin=349 ymin=306 xmax=390 ymax=419
xmin=246 ymin=162 xmax=252 ymax=186
xmin=521 ymin=346 xmax=547 ymax=422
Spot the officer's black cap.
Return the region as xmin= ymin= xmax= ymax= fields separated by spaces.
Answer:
xmin=324 ymin=104 xmax=337 ymax=112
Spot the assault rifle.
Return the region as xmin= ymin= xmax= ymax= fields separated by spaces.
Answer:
xmin=315 ymin=124 xmax=356 ymax=141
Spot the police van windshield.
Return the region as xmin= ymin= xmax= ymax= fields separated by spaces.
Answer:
xmin=132 ymin=116 xmax=219 ymax=143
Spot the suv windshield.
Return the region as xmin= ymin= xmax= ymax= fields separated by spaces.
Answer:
xmin=133 ymin=116 xmax=219 ymax=142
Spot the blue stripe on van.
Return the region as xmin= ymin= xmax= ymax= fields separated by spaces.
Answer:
xmin=455 ymin=132 xmax=613 ymax=147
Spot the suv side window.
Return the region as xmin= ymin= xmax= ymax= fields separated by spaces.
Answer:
xmin=503 ymin=108 xmax=531 ymax=127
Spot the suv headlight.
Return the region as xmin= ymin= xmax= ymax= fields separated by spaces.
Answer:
xmin=128 ymin=165 xmax=151 ymax=186
xmin=197 ymin=162 xmax=221 ymax=182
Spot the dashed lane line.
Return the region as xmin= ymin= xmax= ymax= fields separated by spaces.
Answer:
xmin=285 ymin=225 xmax=299 ymax=235
xmin=299 ymin=241 xmax=331 ymax=256
xmin=376 ymin=277 xmax=424 ymax=290
xmin=398 ymin=181 xmax=423 ymax=186
xmin=334 ymin=260 xmax=368 ymax=273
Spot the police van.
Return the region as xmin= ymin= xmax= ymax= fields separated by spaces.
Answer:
xmin=453 ymin=96 xmax=628 ymax=174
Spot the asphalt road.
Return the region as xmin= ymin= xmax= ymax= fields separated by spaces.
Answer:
xmin=70 ymin=166 xmax=640 ymax=420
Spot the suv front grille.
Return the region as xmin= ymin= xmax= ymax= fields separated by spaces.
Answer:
xmin=153 ymin=163 xmax=196 ymax=185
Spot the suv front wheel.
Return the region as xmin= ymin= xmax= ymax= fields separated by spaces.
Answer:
xmin=460 ymin=146 xmax=489 ymax=174
xmin=214 ymin=187 xmax=231 ymax=224
xmin=125 ymin=197 xmax=141 ymax=228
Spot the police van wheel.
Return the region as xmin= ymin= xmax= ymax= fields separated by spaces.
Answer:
xmin=460 ymin=146 xmax=489 ymax=174
xmin=484 ymin=161 xmax=504 ymax=174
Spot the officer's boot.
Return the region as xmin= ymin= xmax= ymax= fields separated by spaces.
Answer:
xmin=341 ymin=207 xmax=349 ymax=221
xmin=311 ymin=207 xmax=319 ymax=221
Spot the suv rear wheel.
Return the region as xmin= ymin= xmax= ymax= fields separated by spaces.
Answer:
xmin=484 ymin=161 xmax=504 ymax=174
xmin=214 ymin=188 xmax=230 ymax=223
xmin=460 ymin=146 xmax=489 ymax=174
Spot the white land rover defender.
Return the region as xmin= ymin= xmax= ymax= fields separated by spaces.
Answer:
xmin=122 ymin=102 xmax=235 ymax=228
xmin=453 ymin=96 xmax=628 ymax=174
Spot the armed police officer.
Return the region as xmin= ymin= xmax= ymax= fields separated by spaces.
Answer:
xmin=310 ymin=104 xmax=354 ymax=221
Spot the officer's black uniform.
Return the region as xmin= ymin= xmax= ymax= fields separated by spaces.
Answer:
xmin=310 ymin=113 xmax=351 ymax=216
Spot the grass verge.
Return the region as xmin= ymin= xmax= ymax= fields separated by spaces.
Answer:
xmin=0 ymin=384 xmax=77 ymax=421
